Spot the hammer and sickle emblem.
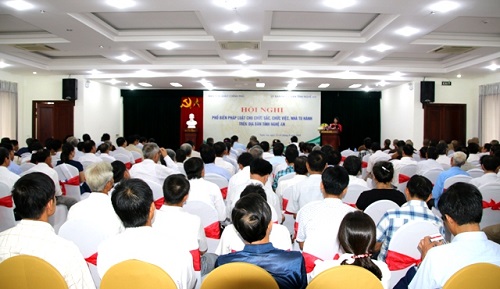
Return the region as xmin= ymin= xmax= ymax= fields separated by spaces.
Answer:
xmin=180 ymin=97 xmax=192 ymax=109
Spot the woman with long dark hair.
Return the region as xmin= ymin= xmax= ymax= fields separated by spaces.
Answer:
xmin=57 ymin=142 xmax=90 ymax=193
xmin=310 ymin=211 xmax=390 ymax=288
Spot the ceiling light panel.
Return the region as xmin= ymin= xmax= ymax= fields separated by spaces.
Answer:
xmin=159 ymin=41 xmax=180 ymax=50
xmin=138 ymin=82 xmax=152 ymax=87
xmin=300 ymin=42 xmax=322 ymax=51
xmin=214 ymin=0 xmax=245 ymax=10
xmin=170 ymin=82 xmax=183 ymax=87
xmin=256 ymin=83 xmax=265 ymax=88
xmin=429 ymin=1 xmax=460 ymax=13
xmin=224 ymin=22 xmax=248 ymax=33
xmin=395 ymin=26 xmax=419 ymax=37
xmin=349 ymin=83 xmax=362 ymax=88
xmin=372 ymin=44 xmax=393 ymax=52
xmin=318 ymin=83 xmax=330 ymax=88
xmin=115 ymin=54 xmax=133 ymax=62
xmin=5 ymin=0 xmax=34 ymax=11
xmin=106 ymin=0 xmax=135 ymax=9
xmin=354 ymin=56 xmax=371 ymax=63
xmin=324 ymin=0 xmax=356 ymax=10
xmin=234 ymin=54 xmax=252 ymax=62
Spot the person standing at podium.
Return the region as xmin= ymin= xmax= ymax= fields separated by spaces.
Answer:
xmin=329 ymin=117 xmax=343 ymax=132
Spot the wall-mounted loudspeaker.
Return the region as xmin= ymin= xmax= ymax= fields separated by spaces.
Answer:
xmin=62 ymin=78 xmax=78 ymax=100
xmin=420 ymin=81 xmax=435 ymax=104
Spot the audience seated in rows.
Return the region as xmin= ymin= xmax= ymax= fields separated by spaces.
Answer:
xmin=431 ymin=151 xmax=469 ymax=208
xmin=343 ymin=155 xmax=369 ymax=187
xmin=0 ymin=147 xmax=19 ymax=188
xmin=200 ymin=144 xmax=231 ymax=181
xmin=129 ymin=143 xmax=178 ymax=185
xmin=470 ymin=155 xmax=500 ymax=187
xmin=272 ymin=144 xmax=298 ymax=191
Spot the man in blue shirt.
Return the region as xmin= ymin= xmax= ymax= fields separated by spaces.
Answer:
xmin=431 ymin=151 xmax=469 ymax=207
xmin=200 ymin=144 xmax=231 ymax=181
xmin=216 ymin=193 xmax=307 ymax=289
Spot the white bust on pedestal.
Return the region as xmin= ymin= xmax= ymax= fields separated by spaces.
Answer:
xmin=186 ymin=113 xmax=197 ymax=129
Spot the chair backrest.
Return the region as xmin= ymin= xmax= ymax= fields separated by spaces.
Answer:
xmin=277 ymin=172 xmax=296 ymax=186
xmin=80 ymin=160 xmax=95 ymax=170
xmin=466 ymin=168 xmax=484 ymax=178
xmin=143 ymin=180 xmax=164 ymax=209
xmin=307 ymin=265 xmax=383 ymax=289
xmin=201 ymin=262 xmax=279 ymax=289
xmin=420 ymin=168 xmax=443 ymax=185
xmin=54 ymin=164 xmax=81 ymax=201
xmin=0 ymin=181 xmax=16 ymax=232
xmin=361 ymin=154 xmax=370 ymax=179
xmin=204 ymin=173 xmax=229 ymax=189
xmin=0 ymin=255 xmax=68 ymax=289
xmin=443 ymin=263 xmax=500 ymax=289
xmin=364 ymin=200 xmax=400 ymax=225
xmin=100 ymin=259 xmax=177 ymax=289
xmin=58 ymin=219 xmax=110 ymax=288
xmin=184 ymin=200 xmax=220 ymax=239
xmin=343 ymin=184 xmax=368 ymax=205
xmin=478 ymin=182 xmax=500 ymax=229
xmin=443 ymin=175 xmax=472 ymax=189
xmin=113 ymin=153 xmax=131 ymax=164
xmin=48 ymin=204 xmax=68 ymax=234
xmin=130 ymin=151 xmax=143 ymax=163
xmin=441 ymin=163 xmax=451 ymax=170
xmin=396 ymin=164 xmax=418 ymax=192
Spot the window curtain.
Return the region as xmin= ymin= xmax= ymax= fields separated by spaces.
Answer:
xmin=0 ymin=80 xmax=18 ymax=139
xmin=479 ymin=83 xmax=500 ymax=144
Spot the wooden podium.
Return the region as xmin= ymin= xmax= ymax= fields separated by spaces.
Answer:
xmin=184 ymin=128 xmax=197 ymax=145
xmin=320 ymin=129 xmax=340 ymax=150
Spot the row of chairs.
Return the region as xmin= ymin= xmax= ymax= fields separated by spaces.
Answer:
xmin=2 ymin=255 xmax=498 ymax=289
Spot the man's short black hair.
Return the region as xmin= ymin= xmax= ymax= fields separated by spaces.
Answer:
xmin=343 ymin=155 xmax=362 ymax=176
xmin=321 ymin=166 xmax=349 ymax=196
xmin=272 ymin=142 xmax=285 ymax=156
xmin=232 ymin=194 xmax=271 ymax=243
xmin=237 ymin=152 xmax=253 ymax=167
xmin=163 ymin=174 xmax=190 ymax=205
xmin=260 ymin=141 xmax=270 ymax=153
xmin=200 ymin=144 xmax=216 ymax=164
xmin=98 ymin=142 xmax=110 ymax=154
xmin=468 ymin=142 xmax=480 ymax=154
xmin=213 ymin=142 xmax=226 ymax=157
xmin=82 ymin=133 xmax=91 ymax=142
xmin=480 ymin=155 xmax=500 ymax=171
xmin=402 ymin=145 xmax=414 ymax=156
xmin=250 ymin=158 xmax=272 ymax=176
xmin=13 ymin=172 xmax=55 ymax=219
xmin=294 ymin=156 xmax=308 ymax=175
xmin=284 ymin=144 xmax=298 ymax=164
xmin=321 ymin=145 xmax=341 ymax=166
xmin=436 ymin=143 xmax=447 ymax=155
xmin=175 ymin=149 xmax=187 ymax=163
xmin=426 ymin=146 xmax=438 ymax=160
xmin=101 ymin=133 xmax=111 ymax=141
xmin=438 ymin=182 xmax=482 ymax=225
xmin=83 ymin=140 xmax=95 ymax=153
xmin=406 ymin=175 xmax=432 ymax=200
xmin=307 ymin=150 xmax=327 ymax=172
xmin=290 ymin=136 xmax=298 ymax=143
xmin=116 ymin=137 xmax=126 ymax=147
xmin=184 ymin=157 xmax=204 ymax=180
xmin=0 ymin=147 xmax=9 ymax=165
xmin=240 ymin=184 xmax=267 ymax=201
xmin=112 ymin=178 xmax=153 ymax=228
xmin=111 ymin=160 xmax=127 ymax=184
xmin=30 ymin=149 xmax=50 ymax=164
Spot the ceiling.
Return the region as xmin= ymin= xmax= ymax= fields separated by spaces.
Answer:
xmin=0 ymin=0 xmax=499 ymax=91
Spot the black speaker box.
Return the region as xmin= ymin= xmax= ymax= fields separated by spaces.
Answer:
xmin=420 ymin=81 xmax=435 ymax=104
xmin=63 ymin=78 xmax=78 ymax=100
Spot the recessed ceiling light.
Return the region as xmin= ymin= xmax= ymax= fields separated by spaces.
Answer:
xmin=300 ymin=42 xmax=322 ymax=51
xmin=214 ymin=0 xmax=245 ymax=9
xmin=0 ymin=62 xmax=11 ymax=69
xmin=115 ymin=54 xmax=133 ymax=62
xmin=106 ymin=0 xmax=135 ymax=9
xmin=456 ymin=74 xmax=462 ymax=78
xmin=324 ymin=0 xmax=356 ymax=9
xmin=396 ymin=26 xmax=419 ymax=37
xmin=159 ymin=41 xmax=180 ymax=50
xmin=486 ymin=64 xmax=500 ymax=71
xmin=199 ymin=79 xmax=214 ymax=90
xmin=376 ymin=80 xmax=388 ymax=87
xmin=32 ymin=71 xmax=37 ymax=74
xmin=170 ymin=82 xmax=183 ymax=87
xmin=5 ymin=0 xmax=34 ymax=11
xmin=372 ymin=44 xmax=393 ymax=52
xmin=354 ymin=56 xmax=371 ymax=63
xmin=233 ymin=69 xmax=259 ymax=78
xmin=224 ymin=22 xmax=248 ymax=33
xmin=107 ymin=79 xmax=121 ymax=85
xmin=363 ymin=86 xmax=371 ymax=92
xmin=256 ymin=83 xmax=265 ymax=88
xmin=390 ymin=71 xmax=405 ymax=77
xmin=349 ymin=84 xmax=362 ymax=88
xmin=318 ymin=83 xmax=330 ymax=88
xmin=429 ymin=1 xmax=460 ymax=13
xmin=138 ymin=82 xmax=152 ymax=87
xmin=87 ymin=69 xmax=101 ymax=74
xmin=128 ymin=84 xmax=136 ymax=90
xmin=234 ymin=54 xmax=252 ymax=62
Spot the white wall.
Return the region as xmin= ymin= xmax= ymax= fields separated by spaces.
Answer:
xmin=381 ymin=72 xmax=500 ymax=147
xmin=0 ymin=71 xmax=122 ymax=143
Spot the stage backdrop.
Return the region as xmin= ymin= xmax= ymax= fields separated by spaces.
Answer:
xmin=203 ymin=91 xmax=321 ymax=143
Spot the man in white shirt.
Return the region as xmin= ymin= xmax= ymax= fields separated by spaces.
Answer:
xmin=286 ymin=150 xmax=327 ymax=215
xmin=97 ymin=143 xmax=116 ymax=163
xmin=435 ymin=142 xmax=451 ymax=167
xmin=343 ymin=155 xmax=369 ymax=187
xmin=226 ymin=152 xmax=253 ymax=207
xmin=78 ymin=140 xmax=102 ymax=163
xmin=392 ymin=145 xmax=418 ymax=186
xmin=295 ymin=166 xmax=357 ymax=270
xmin=366 ymin=143 xmax=391 ymax=179
xmin=403 ymin=183 xmax=500 ymax=289
xmin=184 ymin=157 xmax=226 ymax=221
xmin=113 ymin=137 xmax=135 ymax=164
xmin=470 ymin=155 xmax=500 ymax=187
xmin=98 ymin=178 xmax=195 ymax=289
xmin=416 ymin=146 xmax=443 ymax=175
xmin=129 ymin=143 xmax=178 ymax=185
xmin=0 ymin=172 xmax=96 ymax=289
xmin=276 ymin=156 xmax=308 ymax=209
xmin=0 ymin=147 xmax=19 ymax=188
xmin=67 ymin=162 xmax=124 ymax=236
xmin=213 ymin=141 xmax=235 ymax=176
xmin=466 ymin=142 xmax=481 ymax=164
xmin=227 ymin=158 xmax=281 ymax=223
xmin=153 ymin=174 xmax=215 ymax=277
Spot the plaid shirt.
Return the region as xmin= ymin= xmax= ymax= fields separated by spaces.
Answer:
xmin=376 ymin=200 xmax=444 ymax=262
xmin=272 ymin=165 xmax=294 ymax=191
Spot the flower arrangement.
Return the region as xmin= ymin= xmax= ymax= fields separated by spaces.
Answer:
xmin=318 ymin=123 xmax=329 ymax=130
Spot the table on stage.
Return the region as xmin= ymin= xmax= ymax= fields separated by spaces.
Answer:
xmin=320 ymin=129 xmax=340 ymax=150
